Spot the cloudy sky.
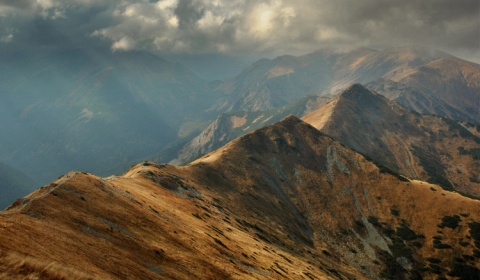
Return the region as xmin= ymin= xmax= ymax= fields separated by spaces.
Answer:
xmin=0 ymin=0 xmax=479 ymax=63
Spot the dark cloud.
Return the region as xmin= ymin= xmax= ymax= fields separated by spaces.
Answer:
xmin=174 ymin=0 xmax=205 ymax=30
xmin=0 ymin=0 xmax=478 ymax=62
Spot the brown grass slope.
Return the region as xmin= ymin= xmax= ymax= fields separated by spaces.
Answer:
xmin=303 ymin=84 xmax=480 ymax=198
xmin=1 ymin=116 xmax=479 ymax=279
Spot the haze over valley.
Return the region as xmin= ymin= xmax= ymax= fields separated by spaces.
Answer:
xmin=0 ymin=0 xmax=479 ymax=279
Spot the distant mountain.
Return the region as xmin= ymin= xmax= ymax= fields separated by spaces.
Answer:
xmin=2 ymin=46 xmax=477 ymax=187
xmin=166 ymin=47 xmax=480 ymax=167
xmin=0 ymin=48 xmax=218 ymax=184
xmin=166 ymin=95 xmax=331 ymax=165
xmin=303 ymin=84 xmax=480 ymax=198
xmin=367 ymin=58 xmax=480 ymax=123
xmin=0 ymin=161 xmax=37 ymax=209
xmin=213 ymin=47 xmax=451 ymax=112
xmin=1 ymin=116 xmax=479 ymax=279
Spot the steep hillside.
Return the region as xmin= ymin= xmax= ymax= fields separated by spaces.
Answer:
xmin=367 ymin=58 xmax=480 ymax=123
xmin=0 ymin=48 xmax=217 ymax=184
xmin=303 ymin=84 xmax=480 ymax=198
xmin=214 ymin=47 xmax=451 ymax=112
xmin=0 ymin=161 xmax=37 ymax=210
xmin=1 ymin=116 xmax=479 ymax=279
xmin=167 ymin=95 xmax=331 ymax=165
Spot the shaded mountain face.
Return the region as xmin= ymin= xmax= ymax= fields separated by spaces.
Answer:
xmin=213 ymin=47 xmax=452 ymax=112
xmin=1 ymin=116 xmax=479 ymax=279
xmin=367 ymin=58 xmax=480 ymax=124
xmin=303 ymin=84 xmax=480 ymax=198
xmin=0 ymin=161 xmax=37 ymax=210
xmin=166 ymin=95 xmax=331 ymax=165
xmin=0 ymin=48 xmax=217 ymax=184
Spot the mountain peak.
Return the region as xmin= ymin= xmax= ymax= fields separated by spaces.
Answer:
xmin=273 ymin=114 xmax=303 ymax=126
xmin=189 ymin=114 xmax=320 ymax=165
xmin=342 ymin=83 xmax=369 ymax=93
xmin=303 ymin=84 xmax=480 ymax=197
xmin=302 ymin=84 xmax=392 ymax=131
xmin=338 ymin=83 xmax=381 ymax=101
xmin=243 ymin=114 xmax=322 ymax=143
xmin=2 ymin=110 xmax=480 ymax=278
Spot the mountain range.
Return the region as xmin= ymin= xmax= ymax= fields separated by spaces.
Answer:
xmin=212 ymin=47 xmax=479 ymax=118
xmin=1 ymin=116 xmax=479 ymax=279
xmin=161 ymin=47 xmax=480 ymax=166
xmin=167 ymin=84 xmax=480 ymax=201
xmin=366 ymin=58 xmax=480 ymax=124
xmin=303 ymin=84 xmax=480 ymax=198
xmin=1 ymin=46 xmax=479 ymax=279
xmin=1 ymin=46 xmax=478 ymax=192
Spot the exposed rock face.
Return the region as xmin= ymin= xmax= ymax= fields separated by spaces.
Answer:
xmin=1 ymin=116 xmax=479 ymax=279
xmin=303 ymin=84 xmax=480 ymax=198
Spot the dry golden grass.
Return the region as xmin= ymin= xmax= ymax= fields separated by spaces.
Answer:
xmin=229 ymin=114 xmax=248 ymax=129
xmin=0 ymin=116 xmax=479 ymax=279
xmin=302 ymin=99 xmax=337 ymax=130
xmin=0 ymin=251 xmax=94 ymax=280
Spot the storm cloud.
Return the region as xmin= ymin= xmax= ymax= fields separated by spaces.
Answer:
xmin=0 ymin=0 xmax=478 ymax=61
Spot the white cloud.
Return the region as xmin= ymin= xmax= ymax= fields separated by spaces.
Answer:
xmin=111 ymin=36 xmax=135 ymax=51
xmin=167 ymin=15 xmax=178 ymax=27
xmin=249 ymin=3 xmax=275 ymax=36
xmin=156 ymin=0 xmax=178 ymax=11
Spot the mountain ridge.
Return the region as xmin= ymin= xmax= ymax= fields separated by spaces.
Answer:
xmin=167 ymin=95 xmax=331 ymax=165
xmin=213 ymin=47 xmax=459 ymax=113
xmin=303 ymin=84 xmax=480 ymax=198
xmin=367 ymin=58 xmax=480 ymax=123
xmin=3 ymin=115 xmax=479 ymax=278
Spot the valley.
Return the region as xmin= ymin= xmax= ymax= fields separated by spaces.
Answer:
xmin=1 ymin=46 xmax=479 ymax=279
